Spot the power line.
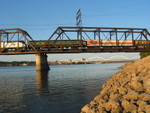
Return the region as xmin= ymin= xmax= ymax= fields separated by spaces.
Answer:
xmin=0 ymin=23 xmax=74 ymax=27
xmin=83 ymin=11 xmax=150 ymax=17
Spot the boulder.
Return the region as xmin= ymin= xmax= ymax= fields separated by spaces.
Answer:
xmin=81 ymin=56 xmax=150 ymax=113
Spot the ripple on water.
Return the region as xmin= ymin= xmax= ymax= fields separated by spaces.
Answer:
xmin=0 ymin=63 xmax=124 ymax=113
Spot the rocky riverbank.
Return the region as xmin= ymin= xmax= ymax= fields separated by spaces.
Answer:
xmin=81 ymin=56 xmax=150 ymax=113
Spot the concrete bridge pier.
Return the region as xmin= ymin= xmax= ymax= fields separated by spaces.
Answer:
xmin=36 ymin=53 xmax=50 ymax=71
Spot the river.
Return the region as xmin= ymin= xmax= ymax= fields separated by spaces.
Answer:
xmin=0 ymin=63 xmax=125 ymax=113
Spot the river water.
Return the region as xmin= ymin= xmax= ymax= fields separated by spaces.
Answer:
xmin=0 ymin=63 xmax=124 ymax=113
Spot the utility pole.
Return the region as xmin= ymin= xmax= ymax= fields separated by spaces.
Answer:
xmin=76 ymin=9 xmax=82 ymax=40
xmin=76 ymin=9 xmax=82 ymax=27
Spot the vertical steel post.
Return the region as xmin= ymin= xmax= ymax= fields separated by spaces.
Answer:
xmin=99 ymin=31 xmax=101 ymax=47
xmin=110 ymin=32 xmax=112 ymax=40
xmin=95 ymin=29 xmax=101 ymax=48
xmin=131 ymin=29 xmax=135 ymax=47
xmin=140 ymin=33 xmax=142 ymax=40
xmin=94 ymin=31 xmax=96 ymax=40
xmin=125 ymin=32 xmax=127 ymax=40
xmin=77 ymin=28 xmax=82 ymax=40
xmin=115 ymin=29 xmax=118 ymax=47
xmin=6 ymin=33 xmax=8 ymax=42
xmin=0 ymin=32 xmax=1 ymax=52
xmin=17 ymin=31 xmax=19 ymax=51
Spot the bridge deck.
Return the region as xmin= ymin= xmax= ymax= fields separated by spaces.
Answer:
xmin=0 ymin=48 xmax=150 ymax=55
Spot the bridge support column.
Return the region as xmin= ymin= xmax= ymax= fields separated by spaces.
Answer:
xmin=36 ymin=53 xmax=50 ymax=71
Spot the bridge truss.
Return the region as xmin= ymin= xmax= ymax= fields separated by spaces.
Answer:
xmin=48 ymin=27 xmax=150 ymax=52
xmin=0 ymin=28 xmax=38 ymax=54
xmin=0 ymin=27 xmax=150 ymax=55
xmin=49 ymin=27 xmax=150 ymax=41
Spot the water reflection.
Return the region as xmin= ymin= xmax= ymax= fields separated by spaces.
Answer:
xmin=36 ymin=71 xmax=49 ymax=94
xmin=0 ymin=64 xmax=124 ymax=113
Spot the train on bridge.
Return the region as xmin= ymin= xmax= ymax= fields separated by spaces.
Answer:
xmin=1 ymin=40 xmax=150 ymax=52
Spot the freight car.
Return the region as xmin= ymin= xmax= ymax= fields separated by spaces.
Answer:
xmin=29 ymin=40 xmax=86 ymax=50
xmin=86 ymin=40 xmax=133 ymax=46
xmin=86 ymin=40 xmax=150 ymax=48
xmin=134 ymin=40 xmax=150 ymax=48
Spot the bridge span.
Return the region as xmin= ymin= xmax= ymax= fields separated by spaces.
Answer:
xmin=0 ymin=27 xmax=150 ymax=70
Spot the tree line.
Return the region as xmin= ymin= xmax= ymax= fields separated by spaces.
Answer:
xmin=140 ymin=52 xmax=150 ymax=59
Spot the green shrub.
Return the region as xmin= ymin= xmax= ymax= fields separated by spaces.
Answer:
xmin=140 ymin=52 xmax=150 ymax=59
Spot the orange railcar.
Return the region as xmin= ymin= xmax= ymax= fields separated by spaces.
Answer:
xmin=86 ymin=40 xmax=133 ymax=46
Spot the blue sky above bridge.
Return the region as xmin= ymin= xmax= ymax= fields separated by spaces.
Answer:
xmin=0 ymin=0 xmax=149 ymax=61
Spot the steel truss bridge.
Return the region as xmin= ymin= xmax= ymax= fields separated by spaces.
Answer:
xmin=0 ymin=27 xmax=150 ymax=55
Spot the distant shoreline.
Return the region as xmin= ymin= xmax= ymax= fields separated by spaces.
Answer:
xmin=0 ymin=61 xmax=132 ymax=67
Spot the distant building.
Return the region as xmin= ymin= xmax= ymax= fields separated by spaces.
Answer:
xmin=21 ymin=63 xmax=28 ymax=66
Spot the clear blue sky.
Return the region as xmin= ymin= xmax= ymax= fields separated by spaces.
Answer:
xmin=0 ymin=0 xmax=149 ymax=61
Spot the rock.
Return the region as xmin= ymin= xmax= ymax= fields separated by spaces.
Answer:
xmin=103 ymin=101 xmax=121 ymax=113
xmin=118 ymin=62 xmax=133 ymax=69
xmin=123 ymin=92 xmax=139 ymax=100
xmin=81 ymin=104 xmax=91 ymax=113
xmin=130 ymin=81 xmax=144 ymax=91
xmin=146 ymin=105 xmax=150 ymax=113
xmin=81 ymin=56 xmax=150 ymax=113
xmin=109 ymin=93 xmax=121 ymax=101
xmin=121 ymin=100 xmax=138 ymax=112
xmin=138 ymin=94 xmax=150 ymax=101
